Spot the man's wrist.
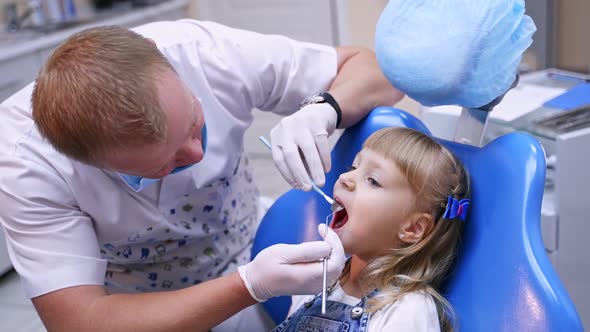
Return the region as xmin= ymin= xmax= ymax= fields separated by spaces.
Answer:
xmin=236 ymin=266 xmax=264 ymax=303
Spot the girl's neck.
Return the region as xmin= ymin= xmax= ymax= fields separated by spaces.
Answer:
xmin=340 ymin=255 xmax=368 ymax=298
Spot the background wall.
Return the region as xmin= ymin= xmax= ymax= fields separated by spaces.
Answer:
xmin=346 ymin=0 xmax=420 ymax=114
xmin=4 ymin=0 xmax=587 ymax=74
xmin=555 ymin=0 xmax=590 ymax=73
xmin=346 ymin=0 xmax=386 ymax=48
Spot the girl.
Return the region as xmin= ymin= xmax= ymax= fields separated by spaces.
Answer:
xmin=273 ymin=127 xmax=470 ymax=332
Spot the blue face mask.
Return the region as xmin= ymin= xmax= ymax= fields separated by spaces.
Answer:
xmin=117 ymin=124 xmax=207 ymax=192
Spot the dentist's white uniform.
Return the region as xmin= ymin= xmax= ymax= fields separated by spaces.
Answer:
xmin=0 ymin=19 xmax=336 ymax=329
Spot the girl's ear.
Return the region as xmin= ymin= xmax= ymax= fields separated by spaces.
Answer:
xmin=399 ymin=212 xmax=434 ymax=244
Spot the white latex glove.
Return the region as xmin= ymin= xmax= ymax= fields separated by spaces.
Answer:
xmin=270 ymin=103 xmax=338 ymax=190
xmin=238 ymin=224 xmax=345 ymax=302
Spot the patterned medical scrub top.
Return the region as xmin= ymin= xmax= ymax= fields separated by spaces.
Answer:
xmin=103 ymin=156 xmax=258 ymax=292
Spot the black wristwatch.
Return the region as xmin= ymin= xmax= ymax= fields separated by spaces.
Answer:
xmin=300 ymin=91 xmax=342 ymax=128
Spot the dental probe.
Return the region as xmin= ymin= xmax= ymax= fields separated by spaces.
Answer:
xmin=321 ymin=211 xmax=337 ymax=315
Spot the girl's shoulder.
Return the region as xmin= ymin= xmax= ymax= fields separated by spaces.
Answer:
xmin=394 ymin=290 xmax=437 ymax=308
xmin=369 ymin=291 xmax=441 ymax=332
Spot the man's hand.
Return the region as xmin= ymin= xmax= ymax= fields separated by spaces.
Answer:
xmin=269 ymin=103 xmax=338 ymax=191
xmin=238 ymin=224 xmax=345 ymax=302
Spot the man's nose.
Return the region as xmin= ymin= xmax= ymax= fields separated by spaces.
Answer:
xmin=175 ymin=140 xmax=202 ymax=166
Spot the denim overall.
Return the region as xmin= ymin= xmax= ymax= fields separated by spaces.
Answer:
xmin=272 ymin=287 xmax=379 ymax=332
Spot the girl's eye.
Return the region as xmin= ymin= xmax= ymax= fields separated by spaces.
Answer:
xmin=347 ymin=165 xmax=357 ymax=172
xmin=368 ymin=177 xmax=381 ymax=187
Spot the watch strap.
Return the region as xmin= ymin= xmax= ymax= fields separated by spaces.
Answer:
xmin=301 ymin=92 xmax=342 ymax=128
xmin=319 ymin=92 xmax=342 ymax=128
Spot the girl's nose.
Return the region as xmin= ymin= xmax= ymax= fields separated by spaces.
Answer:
xmin=339 ymin=172 xmax=356 ymax=191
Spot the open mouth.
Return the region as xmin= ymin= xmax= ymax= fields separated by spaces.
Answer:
xmin=330 ymin=204 xmax=348 ymax=229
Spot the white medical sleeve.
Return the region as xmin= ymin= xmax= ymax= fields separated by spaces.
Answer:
xmin=0 ymin=154 xmax=106 ymax=298
xmin=174 ymin=20 xmax=338 ymax=117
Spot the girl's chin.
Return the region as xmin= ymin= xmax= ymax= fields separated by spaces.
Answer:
xmin=331 ymin=225 xmax=345 ymax=238
xmin=336 ymin=233 xmax=352 ymax=252
xmin=332 ymin=225 xmax=356 ymax=254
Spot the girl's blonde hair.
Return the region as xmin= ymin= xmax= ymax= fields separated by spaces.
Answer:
xmin=341 ymin=127 xmax=470 ymax=332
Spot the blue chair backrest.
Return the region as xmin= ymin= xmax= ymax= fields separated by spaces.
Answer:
xmin=251 ymin=107 xmax=583 ymax=331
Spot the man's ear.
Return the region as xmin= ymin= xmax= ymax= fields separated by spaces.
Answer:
xmin=398 ymin=212 xmax=434 ymax=244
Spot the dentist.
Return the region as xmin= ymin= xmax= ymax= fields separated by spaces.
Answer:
xmin=0 ymin=20 xmax=401 ymax=331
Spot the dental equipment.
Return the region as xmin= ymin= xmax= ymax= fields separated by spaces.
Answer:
xmin=375 ymin=0 xmax=535 ymax=146
xmin=375 ymin=0 xmax=535 ymax=109
xmin=453 ymin=76 xmax=519 ymax=146
xmin=422 ymin=68 xmax=590 ymax=327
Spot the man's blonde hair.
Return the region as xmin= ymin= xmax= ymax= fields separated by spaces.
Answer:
xmin=340 ymin=127 xmax=470 ymax=332
xmin=32 ymin=25 xmax=174 ymax=164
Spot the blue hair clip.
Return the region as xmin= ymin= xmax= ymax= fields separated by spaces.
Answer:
xmin=443 ymin=196 xmax=470 ymax=221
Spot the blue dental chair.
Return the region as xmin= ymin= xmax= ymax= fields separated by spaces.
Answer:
xmin=251 ymin=107 xmax=583 ymax=331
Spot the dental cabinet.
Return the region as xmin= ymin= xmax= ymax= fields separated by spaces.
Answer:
xmin=421 ymin=69 xmax=590 ymax=329
xmin=0 ymin=0 xmax=190 ymax=102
